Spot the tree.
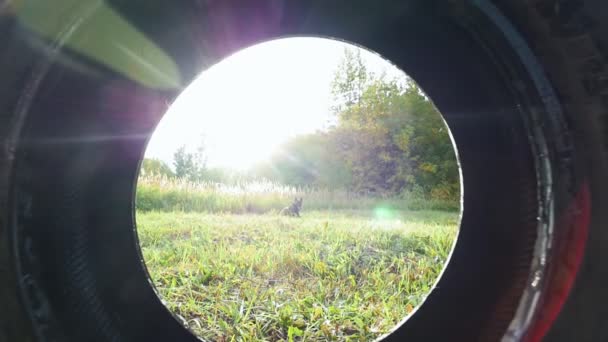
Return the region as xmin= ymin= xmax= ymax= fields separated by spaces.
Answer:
xmin=255 ymin=132 xmax=352 ymax=188
xmin=329 ymin=47 xmax=459 ymax=199
xmin=140 ymin=158 xmax=174 ymax=178
xmin=194 ymin=138 xmax=208 ymax=172
xmin=331 ymin=48 xmax=370 ymax=115
xmin=172 ymin=135 xmax=211 ymax=182
xmin=173 ymin=145 xmax=198 ymax=181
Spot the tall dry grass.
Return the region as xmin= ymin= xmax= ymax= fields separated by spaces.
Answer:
xmin=136 ymin=175 xmax=459 ymax=213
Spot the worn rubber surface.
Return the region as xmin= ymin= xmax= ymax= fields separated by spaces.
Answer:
xmin=497 ymin=1 xmax=608 ymax=341
xmin=0 ymin=1 xmax=607 ymax=341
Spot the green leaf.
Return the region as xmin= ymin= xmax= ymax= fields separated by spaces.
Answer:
xmin=288 ymin=326 xmax=304 ymax=341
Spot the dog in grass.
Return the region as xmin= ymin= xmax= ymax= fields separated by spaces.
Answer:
xmin=280 ymin=197 xmax=303 ymax=217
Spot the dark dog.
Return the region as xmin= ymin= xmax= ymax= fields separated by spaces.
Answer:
xmin=280 ymin=197 xmax=303 ymax=217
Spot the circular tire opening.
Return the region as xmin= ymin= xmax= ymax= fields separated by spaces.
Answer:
xmin=5 ymin=1 xmax=603 ymax=342
xmin=135 ymin=37 xmax=461 ymax=341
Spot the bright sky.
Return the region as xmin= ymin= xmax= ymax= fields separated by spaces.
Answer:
xmin=145 ymin=37 xmax=405 ymax=170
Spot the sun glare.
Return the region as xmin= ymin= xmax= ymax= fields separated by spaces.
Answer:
xmin=145 ymin=37 xmax=401 ymax=171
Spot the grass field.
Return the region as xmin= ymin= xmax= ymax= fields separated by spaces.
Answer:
xmin=137 ymin=209 xmax=459 ymax=341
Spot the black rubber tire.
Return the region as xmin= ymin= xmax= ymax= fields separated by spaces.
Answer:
xmin=497 ymin=1 xmax=608 ymax=341
xmin=0 ymin=1 xmax=606 ymax=341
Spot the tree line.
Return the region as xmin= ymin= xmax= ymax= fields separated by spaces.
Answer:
xmin=141 ymin=48 xmax=459 ymax=202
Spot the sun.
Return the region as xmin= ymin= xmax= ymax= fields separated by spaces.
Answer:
xmin=161 ymin=43 xmax=304 ymax=170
